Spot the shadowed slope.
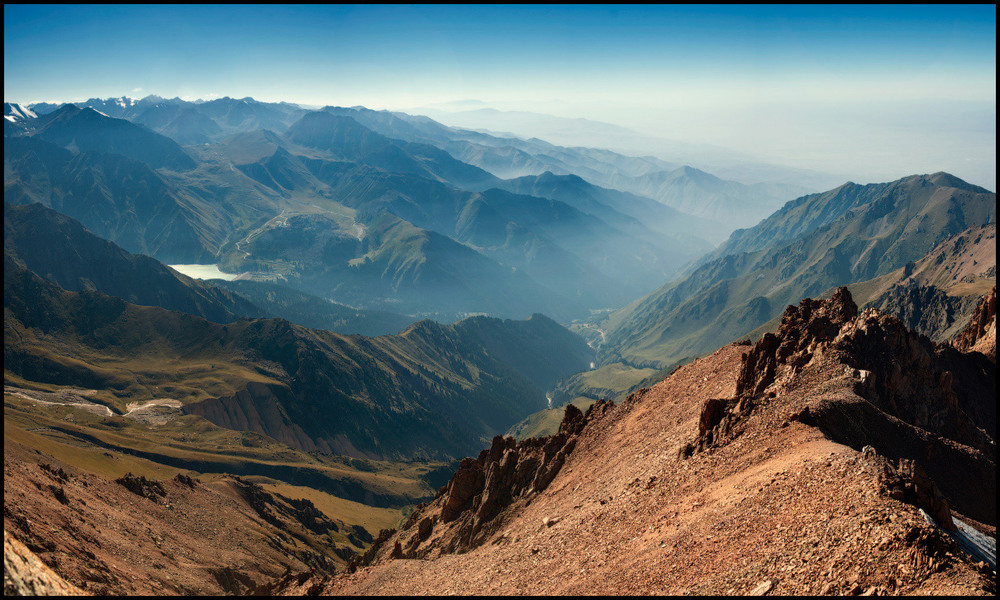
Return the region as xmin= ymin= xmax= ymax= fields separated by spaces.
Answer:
xmin=5 ymin=258 xmax=592 ymax=459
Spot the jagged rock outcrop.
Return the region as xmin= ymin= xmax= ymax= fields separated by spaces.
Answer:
xmin=685 ymin=287 xmax=995 ymax=526
xmin=703 ymin=287 xmax=993 ymax=454
xmin=832 ymin=305 xmax=994 ymax=454
xmin=952 ymin=286 xmax=996 ymax=360
xmin=114 ymin=473 xmax=166 ymax=502
xmin=737 ymin=287 xmax=859 ymax=399
xmin=684 ymin=288 xmax=859 ymax=455
xmin=353 ymin=401 xmax=612 ymax=565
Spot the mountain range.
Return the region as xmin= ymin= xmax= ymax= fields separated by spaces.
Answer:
xmin=19 ymin=95 xmax=809 ymax=232
xmin=4 ymin=201 xmax=414 ymax=336
xmin=3 ymin=92 xmax=996 ymax=596
xmin=601 ymin=172 xmax=997 ymax=369
xmin=6 ymin=96 xmax=750 ymax=322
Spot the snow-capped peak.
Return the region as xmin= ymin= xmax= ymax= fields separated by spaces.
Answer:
xmin=4 ymin=102 xmax=38 ymax=121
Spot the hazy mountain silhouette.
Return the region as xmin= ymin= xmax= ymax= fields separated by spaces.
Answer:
xmin=4 ymin=202 xmax=262 ymax=324
xmin=30 ymin=104 xmax=196 ymax=171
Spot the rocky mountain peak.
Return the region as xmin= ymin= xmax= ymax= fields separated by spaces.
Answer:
xmin=830 ymin=305 xmax=993 ymax=455
xmin=727 ymin=286 xmax=993 ymax=455
xmin=736 ymin=286 xmax=858 ymax=399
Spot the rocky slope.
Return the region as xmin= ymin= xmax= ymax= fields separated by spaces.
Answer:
xmin=4 ymin=530 xmax=85 ymax=596
xmin=852 ymin=223 xmax=996 ymax=343
xmin=707 ymin=288 xmax=995 ymax=522
xmin=3 ymin=434 xmax=350 ymax=595
xmin=311 ymin=288 xmax=995 ymax=595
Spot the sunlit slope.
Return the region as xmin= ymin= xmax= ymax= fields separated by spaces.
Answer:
xmin=602 ymin=173 xmax=997 ymax=368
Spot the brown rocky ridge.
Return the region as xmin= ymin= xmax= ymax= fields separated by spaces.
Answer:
xmin=310 ymin=287 xmax=995 ymax=595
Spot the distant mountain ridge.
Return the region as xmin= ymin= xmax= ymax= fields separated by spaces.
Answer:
xmin=608 ymin=165 xmax=807 ymax=232
xmin=601 ymin=172 xmax=997 ymax=369
xmin=318 ymin=105 xmax=809 ymax=234
xmin=4 ymin=202 xmax=262 ymax=324
xmin=19 ymin=96 xmax=808 ymax=234
xmin=285 ymin=111 xmax=499 ymax=191
xmin=3 ymin=201 xmax=415 ymax=336
xmin=4 ymin=136 xmax=219 ymax=263
xmin=6 ymin=96 xmax=717 ymax=321
xmin=493 ymin=170 xmax=720 ymax=245
xmin=706 ymin=172 xmax=995 ymax=264
xmin=29 ymin=104 xmax=196 ymax=171
xmin=4 ymin=257 xmax=593 ymax=459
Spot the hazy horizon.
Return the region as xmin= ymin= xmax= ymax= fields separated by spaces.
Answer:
xmin=5 ymin=4 xmax=996 ymax=189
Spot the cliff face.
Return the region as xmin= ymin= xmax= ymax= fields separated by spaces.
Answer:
xmin=731 ymin=287 xmax=993 ymax=452
xmin=844 ymin=222 xmax=996 ymax=345
xmin=867 ymin=280 xmax=981 ymax=343
xmin=952 ymin=286 xmax=996 ymax=361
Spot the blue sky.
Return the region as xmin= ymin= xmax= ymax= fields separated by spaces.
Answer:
xmin=4 ymin=5 xmax=995 ymax=106
xmin=4 ymin=4 xmax=996 ymax=187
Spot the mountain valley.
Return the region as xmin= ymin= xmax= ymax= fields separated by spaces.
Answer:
xmin=4 ymin=92 xmax=996 ymax=597
xmin=6 ymin=97 xmax=748 ymax=323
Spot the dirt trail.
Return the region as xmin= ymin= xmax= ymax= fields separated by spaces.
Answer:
xmin=5 ymin=387 xmax=183 ymax=426
xmin=5 ymin=387 xmax=112 ymax=417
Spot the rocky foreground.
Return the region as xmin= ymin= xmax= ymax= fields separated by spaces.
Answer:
xmin=2 ymin=443 xmax=349 ymax=595
xmin=305 ymin=287 xmax=996 ymax=595
xmin=4 ymin=287 xmax=996 ymax=595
